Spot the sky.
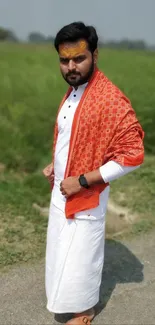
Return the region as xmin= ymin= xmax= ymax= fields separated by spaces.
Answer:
xmin=0 ymin=0 xmax=154 ymax=44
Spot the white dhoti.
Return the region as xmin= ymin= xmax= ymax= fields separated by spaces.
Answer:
xmin=45 ymin=186 xmax=110 ymax=313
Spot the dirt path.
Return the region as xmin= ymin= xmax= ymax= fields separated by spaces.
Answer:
xmin=1 ymin=231 xmax=155 ymax=324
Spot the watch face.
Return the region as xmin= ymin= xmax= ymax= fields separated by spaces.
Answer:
xmin=79 ymin=175 xmax=89 ymax=188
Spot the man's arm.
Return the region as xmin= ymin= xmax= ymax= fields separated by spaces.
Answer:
xmin=84 ymin=160 xmax=140 ymax=186
xmin=60 ymin=161 xmax=140 ymax=197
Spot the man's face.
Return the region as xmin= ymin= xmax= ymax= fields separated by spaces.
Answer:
xmin=58 ymin=40 xmax=97 ymax=87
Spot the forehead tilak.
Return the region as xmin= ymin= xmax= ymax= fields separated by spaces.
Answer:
xmin=59 ymin=40 xmax=87 ymax=58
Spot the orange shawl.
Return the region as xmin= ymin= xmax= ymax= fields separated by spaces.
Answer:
xmin=52 ymin=68 xmax=144 ymax=218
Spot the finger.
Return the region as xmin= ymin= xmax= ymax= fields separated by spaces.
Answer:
xmin=43 ymin=168 xmax=52 ymax=177
xmin=60 ymin=183 xmax=64 ymax=192
xmin=43 ymin=169 xmax=48 ymax=176
xmin=47 ymin=173 xmax=54 ymax=180
xmin=48 ymin=168 xmax=53 ymax=175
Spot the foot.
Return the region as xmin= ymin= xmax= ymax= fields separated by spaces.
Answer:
xmin=66 ymin=308 xmax=95 ymax=324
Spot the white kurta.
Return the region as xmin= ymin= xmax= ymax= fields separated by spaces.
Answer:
xmin=45 ymin=84 xmax=139 ymax=314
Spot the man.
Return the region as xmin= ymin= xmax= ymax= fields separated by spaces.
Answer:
xmin=43 ymin=22 xmax=144 ymax=325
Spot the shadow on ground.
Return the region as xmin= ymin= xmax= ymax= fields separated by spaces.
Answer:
xmin=55 ymin=239 xmax=144 ymax=323
xmin=96 ymin=239 xmax=144 ymax=316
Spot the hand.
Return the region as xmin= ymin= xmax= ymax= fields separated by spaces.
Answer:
xmin=60 ymin=176 xmax=82 ymax=198
xmin=43 ymin=163 xmax=54 ymax=186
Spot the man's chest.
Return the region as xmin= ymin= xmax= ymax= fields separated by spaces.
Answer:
xmin=57 ymin=90 xmax=83 ymax=134
xmin=58 ymin=101 xmax=77 ymax=134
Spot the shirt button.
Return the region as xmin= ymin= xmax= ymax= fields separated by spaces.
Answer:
xmin=74 ymin=94 xmax=76 ymax=97
xmin=64 ymin=116 xmax=66 ymax=119
xmin=68 ymin=105 xmax=71 ymax=108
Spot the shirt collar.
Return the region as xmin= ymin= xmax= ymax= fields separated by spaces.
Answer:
xmin=72 ymin=82 xmax=88 ymax=92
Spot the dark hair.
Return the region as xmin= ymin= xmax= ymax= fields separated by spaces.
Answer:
xmin=54 ymin=22 xmax=98 ymax=54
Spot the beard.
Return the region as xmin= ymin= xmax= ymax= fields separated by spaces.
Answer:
xmin=62 ymin=60 xmax=94 ymax=87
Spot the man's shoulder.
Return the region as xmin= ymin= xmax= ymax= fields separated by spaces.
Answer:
xmin=97 ymin=69 xmax=131 ymax=104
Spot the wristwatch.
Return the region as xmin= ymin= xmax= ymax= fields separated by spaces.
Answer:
xmin=79 ymin=174 xmax=89 ymax=189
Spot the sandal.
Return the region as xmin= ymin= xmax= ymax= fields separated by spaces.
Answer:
xmin=66 ymin=308 xmax=95 ymax=324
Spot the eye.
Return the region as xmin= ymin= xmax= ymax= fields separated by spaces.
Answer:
xmin=74 ymin=55 xmax=86 ymax=63
xmin=60 ymin=57 xmax=69 ymax=64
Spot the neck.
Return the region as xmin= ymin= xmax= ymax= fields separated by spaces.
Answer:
xmin=73 ymin=66 xmax=98 ymax=90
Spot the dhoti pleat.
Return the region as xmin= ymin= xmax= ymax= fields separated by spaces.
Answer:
xmin=45 ymin=186 xmax=110 ymax=313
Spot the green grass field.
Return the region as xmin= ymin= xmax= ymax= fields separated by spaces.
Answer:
xmin=0 ymin=43 xmax=155 ymax=268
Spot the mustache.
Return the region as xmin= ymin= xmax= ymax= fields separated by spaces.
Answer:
xmin=66 ymin=71 xmax=81 ymax=77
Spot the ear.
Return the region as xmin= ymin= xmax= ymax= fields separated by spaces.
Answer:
xmin=93 ymin=49 xmax=98 ymax=65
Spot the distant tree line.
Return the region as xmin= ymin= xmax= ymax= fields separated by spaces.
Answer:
xmin=0 ymin=26 xmax=155 ymax=51
xmin=100 ymin=39 xmax=148 ymax=50
xmin=0 ymin=27 xmax=18 ymax=42
xmin=28 ymin=32 xmax=54 ymax=43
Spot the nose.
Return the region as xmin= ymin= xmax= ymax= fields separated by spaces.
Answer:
xmin=68 ymin=59 xmax=76 ymax=71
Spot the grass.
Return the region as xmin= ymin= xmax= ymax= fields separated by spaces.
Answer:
xmin=0 ymin=43 xmax=155 ymax=268
xmin=0 ymin=170 xmax=50 ymax=267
